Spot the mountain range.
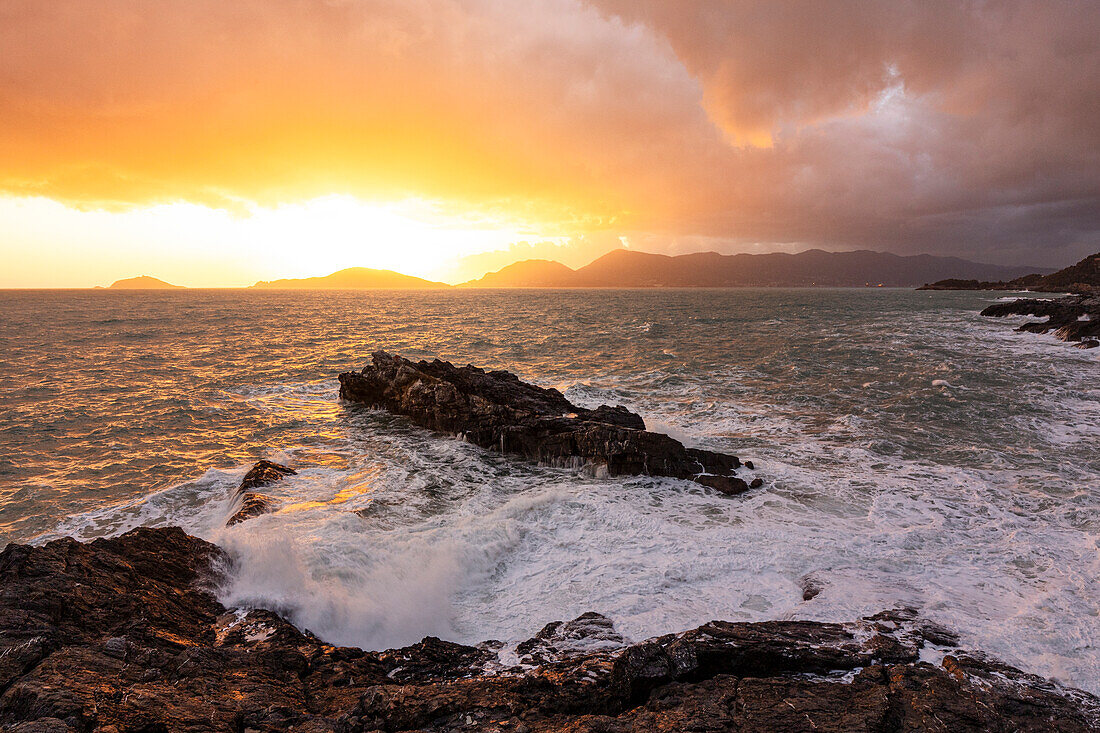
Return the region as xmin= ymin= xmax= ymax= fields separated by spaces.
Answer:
xmin=459 ymin=249 xmax=1049 ymax=288
xmin=101 ymin=250 xmax=1054 ymax=290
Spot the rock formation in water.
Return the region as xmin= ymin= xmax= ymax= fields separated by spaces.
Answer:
xmin=226 ymin=459 xmax=296 ymax=525
xmin=339 ymin=351 xmax=753 ymax=495
xmin=1 ymin=527 xmax=1097 ymax=731
xmin=981 ymin=294 xmax=1100 ymax=349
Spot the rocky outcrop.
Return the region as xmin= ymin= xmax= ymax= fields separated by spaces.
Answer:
xmin=980 ymin=294 xmax=1100 ymax=348
xmin=1 ymin=527 xmax=1097 ymax=732
xmin=339 ymin=352 xmax=755 ymax=495
xmin=226 ymin=460 xmax=296 ymax=526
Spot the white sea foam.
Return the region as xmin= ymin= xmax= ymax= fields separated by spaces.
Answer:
xmin=23 ymin=289 xmax=1100 ymax=696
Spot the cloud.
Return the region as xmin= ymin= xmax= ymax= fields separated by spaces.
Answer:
xmin=0 ymin=0 xmax=1097 ymax=266
xmin=589 ymin=0 xmax=1100 ymax=263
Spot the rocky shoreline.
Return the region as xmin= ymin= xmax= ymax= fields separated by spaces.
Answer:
xmin=980 ymin=294 xmax=1100 ymax=349
xmin=2 ymin=526 xmax=1098 ymax=732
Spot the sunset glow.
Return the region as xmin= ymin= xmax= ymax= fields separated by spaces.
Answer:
xmin=2 ymin=0 xmax=1097 ymax=286
xmin=0 ymin=195 xmax=565 ymax=287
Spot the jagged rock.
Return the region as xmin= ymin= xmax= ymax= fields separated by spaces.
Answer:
xmin=514 ymin=612 xmax=629 ymax=666
xmin=339 ymin=352 xmax=755 ymax=494
xmin=0 ymin=527 xmax=1096 ymax=732
xmin=981 ymin=294 xmax=1100 ymax=348
xmin=227 ymin=459 xmax=296 ymax=525
xmin=239 ymin=459 xmax=297 ymax=489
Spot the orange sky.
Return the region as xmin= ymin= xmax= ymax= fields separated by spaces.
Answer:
xmin=2 ymin=0 xmax=1098 ymax=286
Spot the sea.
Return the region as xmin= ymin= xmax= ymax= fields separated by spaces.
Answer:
xmin=1 ymin=288 xmax=1097 ymax=692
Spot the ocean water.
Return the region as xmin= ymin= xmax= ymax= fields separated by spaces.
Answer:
xmin=1 ymin=288 xmax=1098 ymax=692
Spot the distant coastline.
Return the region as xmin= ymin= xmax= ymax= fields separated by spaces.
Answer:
xmin=91 ymin=248 xmax=1053 ymax=290
xmin=918 ymin=252 xmax=1099 ymax=294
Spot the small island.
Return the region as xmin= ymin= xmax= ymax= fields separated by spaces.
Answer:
xmin=106 ymin=275 xmax=184 ymax=289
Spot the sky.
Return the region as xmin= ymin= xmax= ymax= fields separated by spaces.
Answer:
xmin=2 ymin=0 xmax=1098 ymax=286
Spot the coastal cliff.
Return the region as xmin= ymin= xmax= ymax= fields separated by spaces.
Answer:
xmin=2 ymin=527 xmax=1097 ymax=732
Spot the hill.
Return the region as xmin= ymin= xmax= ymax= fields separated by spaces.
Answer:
xmin=251 ymin=267 xmax=449 ymax=289
xmin=460 ymin=259 xmax=576 ymax=287
xmin=107 ymin=276 xmax=184 ymax=289
xmin=460 ymin=249 xmax=1046 ymax=288
xmin=919 ymin=252 xmax=1099 ymax=293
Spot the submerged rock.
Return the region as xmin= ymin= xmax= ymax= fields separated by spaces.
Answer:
xmin=226 ymin=459 xmax=296 ymax=526
xmin=0 ymin=527 xmax=1096 ymax=732
xmin=339 ymin=351 xmax=753 ymax=493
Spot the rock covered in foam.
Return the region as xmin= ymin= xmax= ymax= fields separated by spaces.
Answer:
xmin=338 ymin=351 xmax=755 ymax=494
xmin=514 ymin=611 xmax=629 ymax=666
xmin=226 ymin=459 xmax=295 ymax=526
xmin=0 ymin=526 xmax=1097 ymax=731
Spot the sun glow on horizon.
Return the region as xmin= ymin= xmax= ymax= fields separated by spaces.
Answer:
xmin=0 ymin=195 xmax=567 ymax=288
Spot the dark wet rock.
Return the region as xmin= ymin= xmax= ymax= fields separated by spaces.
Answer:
xmin=1 ymin=527 xmax=1097 ymax=732
xmin=694 ymin=474 xmax=750 ymax=495
xmin=800 ymin=574 xmax=825 ymax=601
xmin=227 ymin=459 xmax=296 ymax=526
xmin=750 ymin=477 xmax=764 ymax=489
xmin=980 ymin=294 xmax=1100 ymax=348
xmin=239 ymin=459 xmax=297 ymax=489
xmin=339 ymin=352 xmax=756 ymax=493
xmin=1076 ymin=339 xmax=1100 ymax=349
xmin=226 ymin=492 xmax=276 ymax=526
xmin=744 ymin=460 xmax=754 ymax=470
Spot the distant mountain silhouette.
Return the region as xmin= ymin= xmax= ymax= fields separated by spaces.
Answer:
xmin=251 ymin=267 xmax=449 ymax=289
xmin=462 ymin=259 xmax=577 ymax=287
xmin=920 ymin=252 xmax=1100 ymax=293
xmin=460 ymin=249 xmax=1050 ymax=288
xmin=108 ymin=276 xmax=184 ymax=289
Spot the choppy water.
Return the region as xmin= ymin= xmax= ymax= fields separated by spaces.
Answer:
xmin=1 ymin=288 xmax=1097 ymax=692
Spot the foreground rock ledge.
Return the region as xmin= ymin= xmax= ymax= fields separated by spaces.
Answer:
xmin=339 ymin=352 xmax=756 ymax=495
xmin=2 ymin=528 xmax=1097 ymax=732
